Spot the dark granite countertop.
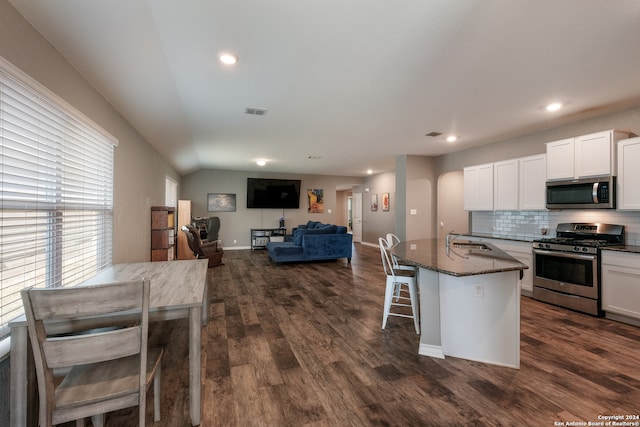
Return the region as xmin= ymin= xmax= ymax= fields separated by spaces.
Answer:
xmin=466 ymin=233 xmax=535 ymax=243
xmin=392 ymin=238 xmax=528 ymax=277
xmin=601 ymin=245 xmax=640 ymax=254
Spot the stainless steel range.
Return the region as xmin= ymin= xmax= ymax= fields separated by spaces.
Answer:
xmin=532 ymin=223 xmax=624 ymax=316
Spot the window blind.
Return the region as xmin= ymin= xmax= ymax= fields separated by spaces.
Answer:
xmin=0 ymin=58 xmax=117 ymax=339
xmin=165 ymin=176 xmax=178 ymax=208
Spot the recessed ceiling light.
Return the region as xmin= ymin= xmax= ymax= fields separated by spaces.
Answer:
xmin=446 ymin=135 xmax=457 ymax=143
xmin=546 ymin=102 xmax=562 ymax=112
xmin=256 ymin=160 xmax=266 ymax=166
xmin=219 ymin=52 xmax=239 ymax=65
xmin=367 ymin=169 xmax=373 ymax=174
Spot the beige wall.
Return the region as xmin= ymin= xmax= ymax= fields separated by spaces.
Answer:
xmin=0 ymin=0 xmax=180 ymax=263
xmin=433 ymin=106 xmax=640 ymax=239
xmin=354 ymin=171 xmax=396 ymax=244
xmin=180 ymin=169 xmax=363 ymax=247
xmin=4 ymin=0 xmax=640 ymax=256
xmin=405 ymin=155 xmax=438 ymax=241
xmin=436 ymin=107 xmax=640 ymax=175
xmin=436 ymin=170 xmax=467 ymax=238
xmin=335 ymin=190 xmax=351 ymax=228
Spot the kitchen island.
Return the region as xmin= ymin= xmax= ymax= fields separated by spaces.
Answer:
xmin=393 ymin=238 xmax=528 ymax=368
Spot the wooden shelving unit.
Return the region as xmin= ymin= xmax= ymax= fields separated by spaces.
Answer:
xmin=151 ymin=206 xmax=176 ymax=261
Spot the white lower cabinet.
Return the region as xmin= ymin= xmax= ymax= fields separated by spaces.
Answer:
xmin=467 ymin=237 xmax=533 ymax=294
xmin=602 ymin=251 xmax=640 ymax=320
xmin=492 ymin=240 xmax=534 ymax=294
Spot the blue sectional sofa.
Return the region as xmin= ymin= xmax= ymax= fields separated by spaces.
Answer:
xmin=266 ymin=221 xmax=352 ymax=263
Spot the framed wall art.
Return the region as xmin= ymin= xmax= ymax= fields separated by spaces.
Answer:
xmin=370 ymin=194 xmax=378 ymax=211
xmin=382 ymin=193 xmax=390 ymax=211
xmin=207 ymin=193 xmax=236 ymax=212
xmin=307 ymin=188 xmax=324 ymax=213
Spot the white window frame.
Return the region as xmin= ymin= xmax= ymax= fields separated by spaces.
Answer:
xmin=0 ymin=56 xmax=118 ymax=349
xmin=165 ymin=175 xmax=178 ymax=208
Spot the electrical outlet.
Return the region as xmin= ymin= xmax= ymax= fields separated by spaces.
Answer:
xmin=474 ymin=283 xmax=484 ymax=298
xmin=541 ymin=228 xmax=548 ymax=236
xmin=233 ymin=239 xmax=237 ymax=244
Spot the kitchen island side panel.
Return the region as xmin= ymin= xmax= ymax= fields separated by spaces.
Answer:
xmin=439 ymin=270 xmax=520 ymax=368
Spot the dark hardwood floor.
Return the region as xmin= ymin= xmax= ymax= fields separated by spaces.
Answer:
xmin=107 ymin=243 xmax=640 ymax=426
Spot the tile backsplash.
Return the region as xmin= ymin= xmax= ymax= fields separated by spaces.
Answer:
xmin=472 ymin=210 xmax=640 ymax=244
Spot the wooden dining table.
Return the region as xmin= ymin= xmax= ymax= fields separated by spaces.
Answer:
xmin=9 ymin=259 xmax=209 ymax=427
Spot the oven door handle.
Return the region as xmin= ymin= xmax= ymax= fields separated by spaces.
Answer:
xmin=532 ymin=248 xmax=596 ymax=261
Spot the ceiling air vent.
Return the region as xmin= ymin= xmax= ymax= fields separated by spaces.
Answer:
xmin=244 ymin=107 xmax=268 ymax=116
xmin=425 ymin=131 xmax=442 ymax=137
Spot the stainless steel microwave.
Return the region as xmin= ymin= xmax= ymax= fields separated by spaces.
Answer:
xmin=546 ymin=176 xmax=615 ymax=209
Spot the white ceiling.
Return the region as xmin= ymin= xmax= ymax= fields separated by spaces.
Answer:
xmin=9 ymin=0 xmax=640 ymax=177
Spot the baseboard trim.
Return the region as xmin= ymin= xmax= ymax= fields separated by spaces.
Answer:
xmin=418 ymin=343 xmax=445 ymax=359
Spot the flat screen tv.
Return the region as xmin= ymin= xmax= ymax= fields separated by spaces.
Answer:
xmin=246 ymin=178 xmax=301 ymax=209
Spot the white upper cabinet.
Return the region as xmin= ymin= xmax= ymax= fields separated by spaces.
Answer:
xmin=464 ymin=163 xmax=494 ymax=211
xmin=464 ymin=154 xmax=547 ymax=211
xmin=617 ymin=137 xmax=640 ymax=210
xmin=547 ymin=130 xmax=630 ymax=180
xmin=546 ymin=138 xmax=575 ymax=180
xmin=519 ymin=154 xmax=547 ymax=210
xmin=493 ymin=159 xmax=519 ymax=210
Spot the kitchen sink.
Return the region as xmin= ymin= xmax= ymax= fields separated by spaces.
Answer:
xmin=452 ymin=242 xmax=492 ymax=251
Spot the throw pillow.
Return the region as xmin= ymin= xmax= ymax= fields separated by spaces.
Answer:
xmin=293 ymin=228 xmax=306 ymax=246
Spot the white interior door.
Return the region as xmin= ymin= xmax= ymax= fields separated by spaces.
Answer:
xmin=352 ymin=192 xmax=362 ymax=243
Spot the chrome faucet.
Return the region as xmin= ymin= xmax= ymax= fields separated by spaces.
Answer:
xmin=445 ymin=231 xmax=469 ymax=259
xmin=446 ymin=231 xmax=460 ymax=248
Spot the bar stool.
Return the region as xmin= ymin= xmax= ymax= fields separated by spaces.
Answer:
xmin=379 ymin=237 xmax=420 ymax=334
xmin=386 ymin=233 xmax=417 ymax=300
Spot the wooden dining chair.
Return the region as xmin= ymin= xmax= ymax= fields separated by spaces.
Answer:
xmin=21 ymin=279 xmax=163 ymax=427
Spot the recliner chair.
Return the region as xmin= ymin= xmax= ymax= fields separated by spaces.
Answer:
xmin=206 ymin=216 xmax=220 ymax=241
xmin=182 ymin=225 xmax=224 ymax=267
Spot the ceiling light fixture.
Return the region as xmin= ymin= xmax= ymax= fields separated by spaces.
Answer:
xmin=367 ymin=169 xmax=373 ymax=174
xmin=446 ymin=135 xmax=457 ymax=143
xmin=256 ymin=160 xmax=266 ymax=166
xmin=546 ymin=102 xmax=562 ymax=112
xmin=218 ymin=52 xmax=239 ymax=65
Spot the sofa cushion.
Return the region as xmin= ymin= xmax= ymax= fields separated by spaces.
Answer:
xmin=268 ymin=242 xmax=304 ymax=256
xmin=336 ymin=226 xmax=347 ymax=234
xmin=305 ymin=224 xmax=336 ymax=235
xmin=306 ymin=220 xmax=320 ymax=229
xmin=293 ymin=224 xmax=337 ymax=245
